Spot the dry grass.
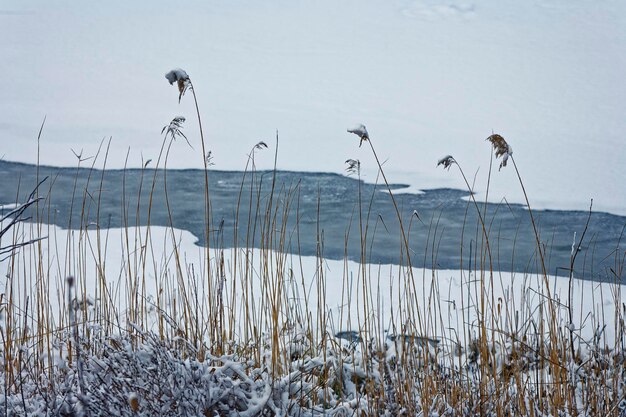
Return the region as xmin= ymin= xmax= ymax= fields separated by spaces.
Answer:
xmin=0 ymin=92 xmax=624 ymax=416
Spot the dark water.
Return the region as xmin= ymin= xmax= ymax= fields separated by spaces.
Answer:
xmin=1 ymin=160 xmax=624 ymax=283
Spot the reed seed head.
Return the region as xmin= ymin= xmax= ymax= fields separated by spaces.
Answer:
xmin=486 ymin=134 xmax=513 ymax=171
xmin=437 ymin=155 xmax=456 ymax=170
xmin=165 ymin=68 xmax=191 ymax=103
xmin=162 ymin=116 xmax=192 ymax=147
xmin=345 ymin=158 xmax=361 ymax=175
xmin=347 ymin=124 xmax=369 ymax=147
xmin=254 ymin=141 xmax=268 ymax=150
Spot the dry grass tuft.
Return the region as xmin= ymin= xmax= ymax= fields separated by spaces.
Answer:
xmin=1 ymin=81 xmax=624 ymax=416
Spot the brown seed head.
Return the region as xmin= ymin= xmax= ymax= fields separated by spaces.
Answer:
xmin=486 ymin=134 xmax=513 ymax=170
xmin=129 ymin=393 xmax=139 ymax=412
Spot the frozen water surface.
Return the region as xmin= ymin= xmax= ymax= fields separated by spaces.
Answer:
xmin=0 ymin=0 xmax=624 ymax=214
xmin=1 ymin=160 xmax=623 ymax=281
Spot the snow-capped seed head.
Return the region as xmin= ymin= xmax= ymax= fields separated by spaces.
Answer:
xmin=165 ymin=68 xmax=191 ymax=103
xmin=437 ymin=155 xmax=456 ymax=170
xmin=486 ymin=134 xmax=513 ymax=171
xmin=165 ymin=68 xmax=189 ymax=84
xmin=347 ymin=124 xmax=369 ymax=147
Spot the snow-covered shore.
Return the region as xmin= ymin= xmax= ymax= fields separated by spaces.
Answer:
xmin=1 ymin=222 xmax=625 ymax=415
xmin=1 ymin=0 xmax=625 ymax=413
xmin=3 ymin=223 xmax=623 ymax=346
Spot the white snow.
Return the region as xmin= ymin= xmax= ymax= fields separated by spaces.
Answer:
xmin=0 ymin=1 xmax=624 ymax=215
xmin=164 ymin=68 xmax=189 ymax=85
xmin=3 ymin=222 xmax=623 ymax=348
xmin=0 ymin=203 xmax=20 ymax=210
xmin=2 ymin=219 xmax=624 ymax=414
xmin=347 ymin=124 xmax=369 ymax=139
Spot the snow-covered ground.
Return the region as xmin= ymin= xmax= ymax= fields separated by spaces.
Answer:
xmin=1 ymin=1 xmax=625 ymax=215
xmin=2 ymin=216 xmax=624 ymax=414
xmin=4 ymin=222 xmax=623 ymax=349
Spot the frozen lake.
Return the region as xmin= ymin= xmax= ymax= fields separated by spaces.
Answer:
xmin=1 ymin=0 xmax=624 ymax=216
xmin=1 ymin=160 xmax=623 ymax=282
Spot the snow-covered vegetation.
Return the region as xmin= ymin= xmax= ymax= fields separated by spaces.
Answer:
xmin=2 ymin=115 xmax=625 ymax=415
xmin=2 ymin=0 xmax=625 ymax=413
xmin=2 ymin=217 xmax=625 ymax=415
